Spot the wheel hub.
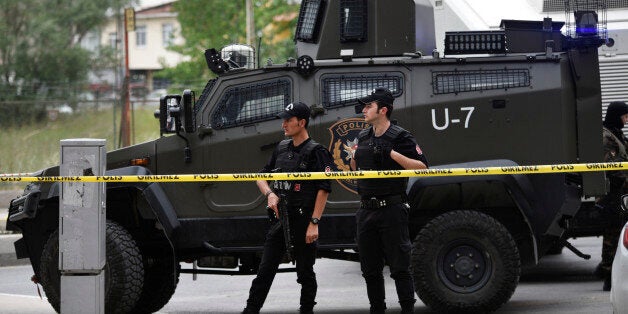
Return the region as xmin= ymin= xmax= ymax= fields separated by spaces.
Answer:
xmin=438 ymin=242 xmax=492 ymax=293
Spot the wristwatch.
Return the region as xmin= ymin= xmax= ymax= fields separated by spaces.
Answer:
xmin=310 ymin=217 xmax=320 ymax=225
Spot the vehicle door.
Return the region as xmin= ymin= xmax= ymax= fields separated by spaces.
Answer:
xmin=198 ymin=71 xmax=299 ymax=216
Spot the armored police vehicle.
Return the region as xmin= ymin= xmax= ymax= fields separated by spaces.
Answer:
xmin=6 ymin=0 xmax=612 ymax=312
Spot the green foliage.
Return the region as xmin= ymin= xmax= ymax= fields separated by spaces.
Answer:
xmin=0 ymin=0 xmax=135 ymax=125
xmin=0 ymin=106 xmax=159 ymax=178
xmin=159 ymin=0 xmax=299 ymax=89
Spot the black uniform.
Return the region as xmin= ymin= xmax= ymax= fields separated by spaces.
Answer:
xmin=245 ymin=138 xmax=334 ymax=313
xmin=354 ymin=124 xmax=427 ymax=313
xmin=597 ymin=101 xmax=628 ymax=290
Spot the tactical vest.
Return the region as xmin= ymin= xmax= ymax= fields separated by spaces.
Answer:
xmin=272 ymin=139 xmax=320 ymax=209
xmin=603 ymin=127 xmax=628 ymax=161
xmin=355 ymin=124 xmax=408 ymax=197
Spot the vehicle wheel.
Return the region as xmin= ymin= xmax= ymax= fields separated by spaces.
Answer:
xmin=131 ymin=254 xmax=180 ymax=313
xmin=412 ymin=210 xmax=521 ymax=313
xmin=39 ymin=221 xmax=144 ymax=313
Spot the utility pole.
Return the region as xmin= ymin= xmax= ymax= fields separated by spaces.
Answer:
xmin=121 ymin=8 xmax=135 ymax=148
xmin=246 ymin=0 xmax=254 ymax=46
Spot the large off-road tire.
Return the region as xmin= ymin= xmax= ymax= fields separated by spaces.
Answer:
xmin=131 ymin=254 xmax=180 ymax=313
xmin=39 ymin=221 xmax=144 ymax=313
xmin=412 ymin=210 xmax=521 ymax=313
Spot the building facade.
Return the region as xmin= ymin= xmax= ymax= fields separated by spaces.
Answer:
xmin=99 ymin=1 xmax=186 ymax=97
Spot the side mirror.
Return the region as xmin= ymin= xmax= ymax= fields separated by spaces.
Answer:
xmin=159 ymin=95 xmax=183 ymax=135
xmin=621 ymin=194 xmax=628 ymax=212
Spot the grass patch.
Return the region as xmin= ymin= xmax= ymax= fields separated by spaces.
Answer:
xmin=0 ymin=104 xmax=160 ymax=190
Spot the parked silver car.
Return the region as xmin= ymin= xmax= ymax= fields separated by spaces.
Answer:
xmin=611 ymin=195 xmax=628 ymax=313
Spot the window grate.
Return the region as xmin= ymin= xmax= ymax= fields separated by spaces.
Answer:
xmin=432 ymin=69 xmax=530 ymax=95
xmin=211 ymin=78 xmax=291 ymax=129
xmin=295 ymin=0 xmax=325 ymax=43
xmin=340 ymin=0 xmax=368 ymax=42
xmin=544 ymin=0 xmax=627 ymax=12
xmin=195 ymin=78 xmax=217 ymax=118
xmin=321 ymin=73 xmax=404 ymax=108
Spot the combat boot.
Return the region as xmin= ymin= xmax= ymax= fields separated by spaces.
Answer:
xmin=400 ymin=300 xmax=415 ymax=314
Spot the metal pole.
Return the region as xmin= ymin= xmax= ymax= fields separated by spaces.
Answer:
xmin=121 ymin=10 xmax=132 ymax=147
xmin=246 ymin=0 xmax=254 ymax=46
xmin=59 ymin=139 xmax=106 ymax=314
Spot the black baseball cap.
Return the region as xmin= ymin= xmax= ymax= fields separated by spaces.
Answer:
xmin=277 ymin=102 xmax=311 ymax=121
xmin=355 ymin=87 xmax=395 ymax=114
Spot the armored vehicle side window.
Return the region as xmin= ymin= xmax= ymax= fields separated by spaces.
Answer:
xmin=320 ymin=72 xmax=404 ymax=109
xmin=195 ymin=78 xmax=217 ymax=116
xmin=211 ymin=78 xmax=291 ymax=129
xmin=295 ymin=0 xmax=325 ymax=43
xmin=340 ymin=0 xmax=368 ymax=42
xmin=432 ymin=69 xmax=530 ymax=95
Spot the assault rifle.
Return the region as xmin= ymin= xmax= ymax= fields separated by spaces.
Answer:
xmin=267 ymin=192 xmax=295 ymax=264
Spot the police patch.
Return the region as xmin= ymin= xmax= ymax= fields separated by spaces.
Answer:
xmin=328 ymin=118 xmax=371 ymax=194
xmin=416 ymin=145 xmax=423 ymax=155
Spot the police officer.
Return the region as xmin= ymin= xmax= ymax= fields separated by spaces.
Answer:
xmin=350 ymin=88 xmax=428 ymax=314
xmin=243 ymin=102 xmax=335 ymax=314
xmin=597 ymin=101 xmax=628 ymax=291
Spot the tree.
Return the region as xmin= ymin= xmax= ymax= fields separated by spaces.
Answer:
xmin=159 ymin=0 xmax=300 ymax=92
xmin=0 ymin=0 xmax=134 ymax=124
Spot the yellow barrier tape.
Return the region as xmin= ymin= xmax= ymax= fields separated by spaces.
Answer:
xmin=0 ymin=162 xmax=625 ymax=183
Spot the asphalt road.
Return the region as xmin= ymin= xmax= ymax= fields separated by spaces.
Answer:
xmin=0 ymin=237 xmax=613 ymax=314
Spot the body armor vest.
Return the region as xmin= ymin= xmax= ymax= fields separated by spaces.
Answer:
xmin=355 ymin=124 xmax=408 ymax=197
xmin=603 ymin=127 xmax=628 ymax=161
xmin=273 ymin=139 xmax=320 ymax=209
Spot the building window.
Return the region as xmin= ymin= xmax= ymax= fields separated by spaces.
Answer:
xmin=320 ymin=72 xmax=404 ymax=109
xmin=211 ymin=78 xmax=292 ymax=129
xmin=136 ymin=25 xmax=146 ymax=47
xmin=162 ymin=23 xmax=174 ymax=47
xmin=108 ymin=32 xmax=118 ymax=48
xmin=81 ymin=31 xmax=100 ymax=52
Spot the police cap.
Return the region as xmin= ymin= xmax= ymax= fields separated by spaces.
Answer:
xmin=277 ymin=102 xmax=311 ymax=121
xmin=355 ymin=87 xmax=395 ymax=114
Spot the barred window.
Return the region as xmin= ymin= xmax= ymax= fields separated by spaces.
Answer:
xmin=195 ymin=78 xmax=217 ymax=117
xmin=321 ymin=73 xmax=404 ymax=108
xmin=340 ymin=0 xmax=367 ymax=42
xmin=432 ymin=69 xmax=530 ymax=95
xmin=295 ymin=0 xmax=325 ymax=43
xmin=211 ymin=78 xmax=291 ymax=129
xmin=543 ymin=0 xmax=627 ymax=12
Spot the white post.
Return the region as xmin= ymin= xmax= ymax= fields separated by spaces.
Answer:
xmin=59 ymin=139 xmax=106 ymax=314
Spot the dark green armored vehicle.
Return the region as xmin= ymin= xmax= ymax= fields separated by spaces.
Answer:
xmin=6 ymin=0 xmax=612 ymax=312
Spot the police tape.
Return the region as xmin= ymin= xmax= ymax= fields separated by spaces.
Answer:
xmin=0 ymin=162 xmax=626 ymax=183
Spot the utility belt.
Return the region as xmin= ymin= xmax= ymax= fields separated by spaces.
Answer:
xmin=360 ymin=194 xmax=407 ymax=210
